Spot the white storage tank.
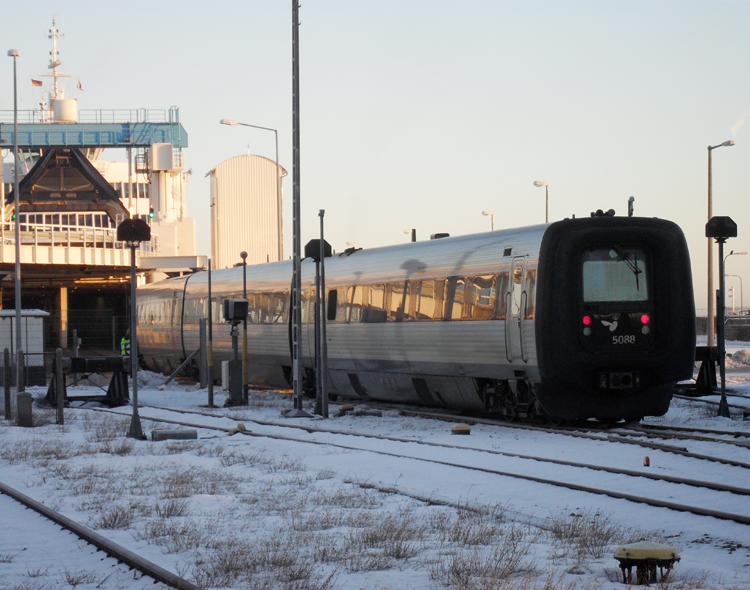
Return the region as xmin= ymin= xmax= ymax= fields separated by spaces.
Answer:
xmin=209 ymin=154 xmax=286 ymax=269
xmin=51 ymin=98 xmax=78 ymax=123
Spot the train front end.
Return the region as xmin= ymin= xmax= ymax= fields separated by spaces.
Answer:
xmin=534 ymin=216 xmax=695 ymax=421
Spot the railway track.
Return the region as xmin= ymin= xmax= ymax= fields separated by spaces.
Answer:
xmin=94 ymin=403 xmax=750 ymax=527
xmin=388 ymin=405 xmax=750 ymax=468
xmin=0 ymin=480 xmax=199 ymax=590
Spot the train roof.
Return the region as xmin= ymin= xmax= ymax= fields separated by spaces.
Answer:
xmin=139 ymin=216 xmax=682 ymax=296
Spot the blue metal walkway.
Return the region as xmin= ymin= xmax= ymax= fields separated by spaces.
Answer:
xmin=0 ymin=107 xmax=187 ymax=149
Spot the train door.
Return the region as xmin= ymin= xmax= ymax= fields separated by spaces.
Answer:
xmin=505 ymin=258 xmax=527 ymax=362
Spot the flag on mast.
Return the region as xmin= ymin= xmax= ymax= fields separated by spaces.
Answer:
xmin=77 ymin=79 xmax=84 ymax=91
xmin=31 ymin=79 xmax=43 ymax=87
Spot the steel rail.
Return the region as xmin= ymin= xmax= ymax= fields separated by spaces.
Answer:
xmin=626 ymin=422 xmax=750 ymax=439
xmin=132 ymin=402 xmax=750 ymax=469
xmin=136 ymin=404 xmax=750 ymax=494
xmin=0 ymin=480 xmax=199 ymax=590
xmin=609 ymin=426 xmax=750 ymax=449
xmin=674 ymin=394 xmax=746 ymax=410
xmin=384 ymin=406 xmax=750 ymax=469
xmin=94 ymin=406 xmax=750 ymax=526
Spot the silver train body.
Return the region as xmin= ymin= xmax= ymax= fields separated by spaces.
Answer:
xmin=138 ymin=216 xmax=696 ymax=421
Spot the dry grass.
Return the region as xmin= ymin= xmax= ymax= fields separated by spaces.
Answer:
xmin=0 ymin=408 xmax=721 ymax=590
xmin=428 ymin=524 xmax=537 ymax=589
xmin=547 ymin=510 xmax=643 ymax=564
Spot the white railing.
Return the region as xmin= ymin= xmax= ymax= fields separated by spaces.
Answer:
xmin=0 ymin=223 xmax=158 ymax=264
xmin=0 ymin=107 xmax=180 ymax=125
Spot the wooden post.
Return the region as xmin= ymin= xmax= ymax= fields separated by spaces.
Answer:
xmin=55 ymin=348 xmax=64 ymax=425
xmin=4 ymin=348 xmax=11 ymax=420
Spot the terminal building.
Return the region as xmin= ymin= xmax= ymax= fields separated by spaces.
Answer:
xmin=0 ymin=20 xmax=205 ymax=352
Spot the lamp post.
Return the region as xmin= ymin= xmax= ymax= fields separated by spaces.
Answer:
xmin=240 ymin=251 xmax=248 ymax=404
xmin=727 ymin=274 xmax=743 ymax=315
xmin=481 ymin=211 xmax=494 ymax=231
xmin=533 ymin=181 xmax=549 ymax=223
xmin=7 ymin=49 xmax=22 ymax=388
xmin=706 ymin=215 xmax=737 ymax=418
xmin=725 ymin=250 xmax=747 ymax=314
xmin=220 ymin=119 xmax=282 ymax=261
xmin=707 ymin=140 xmax=735 ymax=346
xmin=117 ymin=219 xmax=152 ymax=440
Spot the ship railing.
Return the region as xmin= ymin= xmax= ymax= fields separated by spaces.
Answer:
xmin=0 ymin=223 xmax=158 ymax=253
xmin=0 ymin=108 xmax=180 ymax=125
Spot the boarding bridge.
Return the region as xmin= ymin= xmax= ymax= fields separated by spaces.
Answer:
xmin=0 ymin=107 xmax=188 ymax=149
xmin=0 ymin=222 xmax=156 ymax=267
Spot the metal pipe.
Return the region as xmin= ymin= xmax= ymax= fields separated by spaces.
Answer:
xmin=8 ymin=50 xmax=22 ymax=389
xmin=241 ymin=251 xmax=248 ymax=404
xmin=127 ymin=243 xmax=145 ymax=439
xmin=707 ymin=140 xmax=735 ymax=346
xmin=319 ymin=209 xmax=329 ymax=418
xmin=207 ymin=259 xmax=214 ymax=407
xmin=289 ymin=0 xmax=309 ymax=417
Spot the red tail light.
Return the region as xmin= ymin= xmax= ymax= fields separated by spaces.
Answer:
xmin=640 ymin=314 xmax=650 ymax=325
xmin=582 ymin=315 xmax=592 ymax=326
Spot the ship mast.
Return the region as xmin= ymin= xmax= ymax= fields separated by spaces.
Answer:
xmin=42 ymin=18 xmax=71 ymax=122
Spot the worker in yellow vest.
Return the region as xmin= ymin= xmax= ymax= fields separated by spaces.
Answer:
xmin=120 ymin=330 xmax=131 ymax=356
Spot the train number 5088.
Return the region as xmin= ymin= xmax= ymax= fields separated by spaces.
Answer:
xmin=612 ymin=335 xmax=636 ymax=345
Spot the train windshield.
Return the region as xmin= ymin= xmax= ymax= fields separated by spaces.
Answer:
xmin=582 ymin=247 xmax=648 ymax=302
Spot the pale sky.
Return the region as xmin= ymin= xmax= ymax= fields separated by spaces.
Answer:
xmin=1 ymin=1 xmax=749 ymax=314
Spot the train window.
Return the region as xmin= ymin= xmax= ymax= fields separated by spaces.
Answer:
xmin=495 ymin=272 xmax=509 ymax=319
xmin=388 ymin=282 xmax=411 ymax=321
xmin=327 ymin=290 xmax=338 ymax=321
xmin=256 ymin=294 xmax=270 ymax=323
xmin=183 ymin=298 xmax=202 ymax=324
xmin=446 ymin=277 xmax=466 ymax=320
xmin=511 ymin=266 xmax=524 ymax=317
xmin=332 ymin=288 xmax=348 ymax=322
xmin=246 ymin=294 xmax=258 ymax=323
xmin=524 ymin=269 xmax=536 ymax=319
xmin=212 ymin=298 xmax=222 ymax=323
xmin=416 ymin=279 xmax=444 ymax=320
xmin=274 ymin=292 xmax=288 ymax=323
xmin=469 ymin=275 xmax=496 ymax=319
xmin=583 ymin=247 xmax=648 ymax=302
xmin=346 ymin=285 xmax=365 ymax=322
xmin=364 ymin=284 xmax=387 ymax=322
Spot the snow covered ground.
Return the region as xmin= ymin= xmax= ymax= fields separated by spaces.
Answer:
xmin=1 ymin=345 xmax=749 ymax=590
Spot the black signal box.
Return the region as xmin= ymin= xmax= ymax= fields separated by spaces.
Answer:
xmin=222 ymin=298 xmax=249 ymax=322
xmin=117 ymin=218 xmax=152 ymax=243
xmin=706 ymin=216 xmax=737 ymax=240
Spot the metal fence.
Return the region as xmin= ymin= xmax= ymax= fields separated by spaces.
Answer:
xmin=43 ymin=310 xmax=130 ymax=355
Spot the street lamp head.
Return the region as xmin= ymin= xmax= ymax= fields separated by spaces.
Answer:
xmin=482 ymin=211 xmax=493 ymax=217
xmin=7 ymin=49 xmax=20 ymax=57
xmin=220 ymin=119 xmax=238 ymax=126
xmin=709 ymin=140 xmax=736 ymax=150
xmin=240 ymin=251 xmax=248 ymax=261
xmin=533 ymin=181 xmax=548 ymax=187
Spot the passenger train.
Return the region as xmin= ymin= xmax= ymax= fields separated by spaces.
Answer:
xmin=137 ymin=214 xmax=696 ymax=421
